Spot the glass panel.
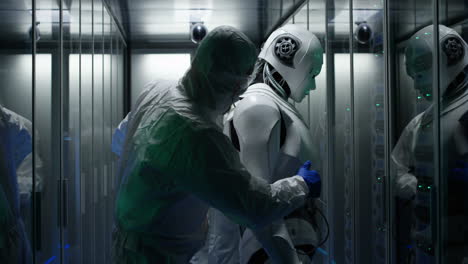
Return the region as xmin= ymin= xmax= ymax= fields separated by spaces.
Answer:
xmin=116 ymin=36 xmax=123 ymax=139
xmin=103 ymin=8 xmax=113 ymax=263
xmin=307 ymin=1 xmax=329 ymax=263
xmin=111 ymin=23 xmax=120 ymax=190
xmin=63 ymin=0 xmax=82 ymax=262
xmin=438 ymin=1 xmax=468 ymax=263
xmin=0 ymin=0 xmax=34 ymax=263
xmin=388 ymin=0 xmax=436 ymax=263
xmin=351 ymin=1 xmax=386 ymax=263
xmin=288 ymin=1 xmax=331 ymax=263
xmin=35 ymin=0 xmax=62 ymax=262
xmin=80 ymin=0 xmax=95 ymax=262
xmin=93 ymin=0 xmax=105 ymax=263
xmin=324 ymin=0 xmax=354 ymax=263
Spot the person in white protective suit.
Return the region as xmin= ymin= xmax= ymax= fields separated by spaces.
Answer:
xmin=111 ymin=26 xmax=321 ymax=264
xmin=392 ymin=25 xmax=468 ymax=263
xmin=198 ymin=24 xmax=325 ymax=264
xmin=0 ymin=105 xmax=36 ymax=263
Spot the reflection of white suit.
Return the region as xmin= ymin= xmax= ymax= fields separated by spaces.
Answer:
xmin=392 ymin=89 xmax=468 ymax=262
xmin=392 ymin=111 xmax=426 ymax=200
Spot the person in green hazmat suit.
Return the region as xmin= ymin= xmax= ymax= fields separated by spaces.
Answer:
xmin=112 ymin=26 xmax=321 ymax=263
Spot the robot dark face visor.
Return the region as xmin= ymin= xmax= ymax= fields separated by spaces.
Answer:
xmin=405 ymin=49 xmax=433 ymax=99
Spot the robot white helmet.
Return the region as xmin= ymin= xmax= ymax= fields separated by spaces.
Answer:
xmin=405 ymin=25 xmax=468 ymax=101
xmin=259 ymin=25 xmax=324 ymax=103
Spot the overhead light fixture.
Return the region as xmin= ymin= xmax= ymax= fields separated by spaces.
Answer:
xmin=354 ymin=21 xmax=373 ymax=44
xmin=190 ymin=22 xmax=208 ymax=44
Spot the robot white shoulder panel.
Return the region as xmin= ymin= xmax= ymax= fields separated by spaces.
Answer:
xmin=233 ymin=93 xmax=281 ymax=129
xmin=232 ymin=93 xmax=282 ymax=146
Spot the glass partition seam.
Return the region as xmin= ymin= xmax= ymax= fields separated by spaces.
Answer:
xmin=59 ymin=0 xmax=64 ymax=261
xmin=102 ymin=8 xmax=106 ymax=261
xmin=124 ymin=42 xmax=130 ymax=115
xmin=79 ymin=0 xmax=83 ymax=262
xmin=325 ymin=0 xmax=336 ymax=261
xmin=383 ymin=0 xmax=392 ymax=262
xmin=102 ymin=0 xmax=105 ymax=204
xmin=91 ymin=1 xmax=95 ymax=260
xmin=349 ymin=0 xmax=357 ymax=262
xmin=32 ymin=0 xmax=37 ymax=260
xmin=432 ymin=0 xmax=441 ymax=262
xmin=101 ymin=6 xmax=106 ymax=262
xmin=110 ymin=22 xmax=113 ymax=181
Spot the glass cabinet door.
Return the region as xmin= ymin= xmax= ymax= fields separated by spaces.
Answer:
xmin=35 ymin=0 xmax=63 ymax=262
xmin=351 ymin=1 xmax=386 ymax=264
xmin=80 ymin=0 xmax=95 ymax=263
xmin=288 ymin=1 xmax=330 ymax=263
xmin=388 ymin=1 xmax=436 ymax=263
xmin=93 ymin=1 xmax=104 ymax=263
xmin=437 ymin=1 xmax=468 ymax=263
xmin=63 ymin=0 xmax=82 ymax=263
xmin=0 ymin=0 xmax=34 ymax=263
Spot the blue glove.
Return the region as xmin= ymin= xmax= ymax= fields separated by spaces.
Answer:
xmin=297 ymin=161 xmax=321 ymax=198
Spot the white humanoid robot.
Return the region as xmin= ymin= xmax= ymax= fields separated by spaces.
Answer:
xmin=205 ymin=25 xmax=324 ymax=264
xmin=392 ymin=25 xmax=468 ymax=263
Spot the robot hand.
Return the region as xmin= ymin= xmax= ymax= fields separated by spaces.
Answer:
xmin=297 ymin=161 xmax=321 ymax=198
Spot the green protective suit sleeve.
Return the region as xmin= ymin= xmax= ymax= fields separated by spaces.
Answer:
xmin=145 ymin=113 xmax=309 ymax=231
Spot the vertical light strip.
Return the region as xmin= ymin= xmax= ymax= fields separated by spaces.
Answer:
xmin=102 ymin=0 xmax=105 ymax=203
xmin=59 ymin=0 xmax=64 ymax=262
xmin=101 ymin=6 xmax=106 ymax=260
xmin=31 ymin=0 xmax=37 ymax=260
xmin=349 ymin=0 xmax=357 ymax=262
xmin=432 ymin=0 xmax=442 ymax=262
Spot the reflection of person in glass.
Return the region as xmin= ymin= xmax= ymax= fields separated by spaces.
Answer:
xmin=392 ymin=25 xmax=468 ymax=263
xmin=201 ymin=25 xmax=325 ymax=264
xmin=0 ymin=105 xmax=34 ymax=263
